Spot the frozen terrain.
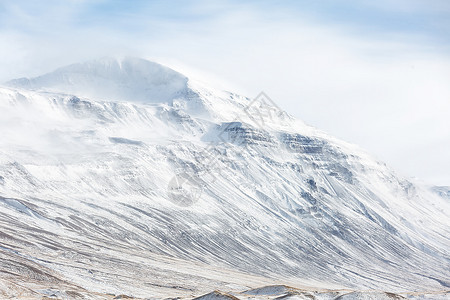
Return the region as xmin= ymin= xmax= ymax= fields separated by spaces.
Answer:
xmin=0 ymin=57 xmax=449 ymax=299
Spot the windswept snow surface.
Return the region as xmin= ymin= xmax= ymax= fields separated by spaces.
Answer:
xmin=6 ymin=57 xmax=189 ymax=104
xmin=0 ymin=57 xmax=449 ymax=299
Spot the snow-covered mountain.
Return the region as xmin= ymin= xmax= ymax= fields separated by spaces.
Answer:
xmin=0 ymin=57 xmax=449 ymax=299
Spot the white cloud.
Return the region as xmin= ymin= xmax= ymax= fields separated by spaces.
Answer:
xmin=357 ymin=0 xmax=450 ymax=14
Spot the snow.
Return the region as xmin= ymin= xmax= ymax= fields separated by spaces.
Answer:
xmin=6 ymin=57 xmax=189 ymax=104
xmin=0 ymin=58 xmax=449 ymax=299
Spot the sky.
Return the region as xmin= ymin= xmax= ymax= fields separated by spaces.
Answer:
xmin=0 ymin=0 xmax=449 ymax=185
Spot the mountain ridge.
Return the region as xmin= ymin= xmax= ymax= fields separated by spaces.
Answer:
xmin=6 ymin=57 xmax=190 ymax=104
xmin=0 ymin=58 xmax=449 ymax=299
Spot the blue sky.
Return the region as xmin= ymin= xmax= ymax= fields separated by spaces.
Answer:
xmin=0 ymin=0 xmax=449 ymax=184
xmin=2 ymin=0 xmax=449 ymax=42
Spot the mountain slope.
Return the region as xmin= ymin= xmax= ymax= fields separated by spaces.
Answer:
xmin=0 ymin=57 xmax=449 ymax=298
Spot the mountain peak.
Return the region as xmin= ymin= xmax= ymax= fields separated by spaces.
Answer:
xmin=6 ymin=57 xmax=189 ymax=103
